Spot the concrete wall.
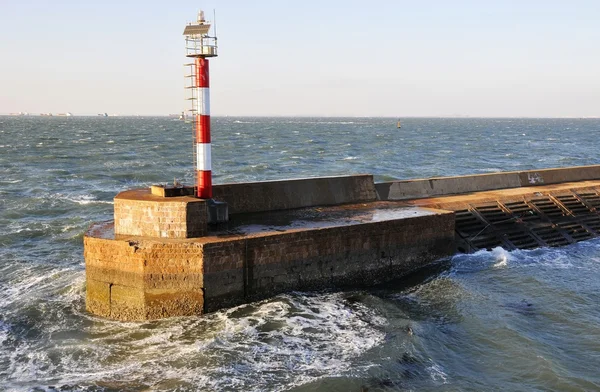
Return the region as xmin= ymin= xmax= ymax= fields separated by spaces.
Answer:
xmin=212 ymin=174 xmax=377 ymax=214
xmin=517 ymin=165 xmax=600 ymax=186
xmin=114 ymin=189 xmax=208 ymax=238
xmin=84 ymin=209 xmax=455 ymax=320
xmin=201 ymin=211 xmax=455 ymax=312
xmin=376 ymin=165 xmax=600 ymax=201
xmin=85 ymin=223 xmax=205 ymax=320
xmin=376 ymin=172 xmax=522 ymax=201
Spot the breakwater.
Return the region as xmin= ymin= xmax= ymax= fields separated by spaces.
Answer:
xmin=84 ymin=165 xmax=600 ymax=320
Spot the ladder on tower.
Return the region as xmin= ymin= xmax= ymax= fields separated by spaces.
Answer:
xmin=184 ymin=62 xmax=199 ymax=183
xmin=183 ymin=62 xmax=197 ymax=124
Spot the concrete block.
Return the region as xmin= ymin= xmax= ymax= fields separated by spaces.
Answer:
xmin=114 ymin=189 xmax=208 ymax=238
xmin=145 ymin=289 xmax=204 ymax=319
xmin=519 ymin=165 xmax=600 ymax=186
xmin=151 ymin=185 xmax=195 ymax=197
xmin=85 ymin=279 xmax=111 ymax=318
xmin=377 ymin=172 xmax=522 ymax=200
xmin=212 ymin=174 xmax=377 ymax=214
xmin=203 ymin=268 xmax=244 ymax=298
xmin=377 ymin=165 xmax=600 ymax=201
xmin=110 ymin=284 xmax=145 ymax=321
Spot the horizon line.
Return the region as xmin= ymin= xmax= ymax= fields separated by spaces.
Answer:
xmin=1 ymin=113 xmax=599 ymax=119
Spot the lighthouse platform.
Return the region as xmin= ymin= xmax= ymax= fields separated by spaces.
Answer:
xmin=84 ymin=165 xmax=600 ymax=320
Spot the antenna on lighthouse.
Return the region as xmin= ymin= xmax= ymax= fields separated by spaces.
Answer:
xmin=213 ymin=9 xmax=218 ymax=40
xmin=183 ymin=10 xmax=218 ymax=200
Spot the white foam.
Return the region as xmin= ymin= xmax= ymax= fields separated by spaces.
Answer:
xmin=60 ymin=193 xmax=113 ymax=205
xmin=191 ymin=293 xmax=386 ymax=388
xmin=61 ymin=224 xmax=78 ymax=233
xmin=450 ymin=241 xmax=600 ymax=273
xmin=428 ymin=363 xmax=449 ymax=383
xmin=2 ymin=292 xmax=385 ymax=391
xmin=0 ymin=321 xmax=9 ymax=346
xmin=297 ymin=121 xmax=356 ymax=125
xmin=491 ymin=246 xmax=510 ymax=268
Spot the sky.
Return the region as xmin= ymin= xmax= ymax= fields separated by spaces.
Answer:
xmin=1 ymin=0 xmax=599 ymax=117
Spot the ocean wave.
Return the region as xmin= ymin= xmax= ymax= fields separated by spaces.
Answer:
xmin=1 ymin=292 xmax=385 ymax=391
xmin=449 ymin=240 xmax=600 ymax=274
xmin=491 ymin=247 xmax=510 ymax=269
xmin=0 ymin=321 xmax=9 ymax=346
xmin=0 ymin=266 xmax=81 ymax=309
xmin=57 ymin=193 xmax=113 ymax=206
xmin=427 ymin=363 xmax=449 ymax=383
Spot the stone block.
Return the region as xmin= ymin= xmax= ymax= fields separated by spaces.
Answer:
xmin=110 ymin=284 xmax=145 ymax=320
xmin=113 ymin=189 xmax=208 ymax=238
xmin=145 ymin=289 xmax=204 ymax=319
xmin=85 ymin=279 xmax=111 ymax=318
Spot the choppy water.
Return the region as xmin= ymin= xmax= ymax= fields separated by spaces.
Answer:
xmin=1 ymin=116 xmax=600 ymax=391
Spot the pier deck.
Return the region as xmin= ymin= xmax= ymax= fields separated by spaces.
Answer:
xmin=410 ymin=180 xmax=600 ymax=253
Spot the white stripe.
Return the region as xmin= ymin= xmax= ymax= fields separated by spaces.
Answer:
xmin=196 ymin=143 xmax=212 ymax=171
xmin=195 ymin=87 xmax=210 ymax=115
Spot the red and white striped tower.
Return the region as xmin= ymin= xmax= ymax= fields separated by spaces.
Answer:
xmin=184 ymin=11 xmax=218 ymax=199
xmin=194 ymin=57 xmax=211 ymax=198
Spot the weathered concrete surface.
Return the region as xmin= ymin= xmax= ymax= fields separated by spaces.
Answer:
xmin=150 ymin=184 xmax=195 ymax=197
xmin=114 ymin=189 xmax=208 ymax=238
xmin=85 ymin=203 xmax=454 ymax=320
xmin=376 ymin=165 xmax=600 ymax=201
xmin=201 ymin=204 xmax=455 ymax=312
xmin=517 ymin=165 xmax=600 ymax=187
xmin=85 ymin=222 xmax=204 ymax=320
xmin=212 ymin=174 xmax=377 ymax=214
xmin=404 ymin=180 xmax=600 ymax=210
xmin=114 ymin=174 xmax=378 ymax=239
xmin=376 ymin=172 xmax=522 ymax=201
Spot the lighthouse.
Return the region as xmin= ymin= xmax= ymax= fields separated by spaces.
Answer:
xmin=183 ymin=11 xmax=218 ymax=199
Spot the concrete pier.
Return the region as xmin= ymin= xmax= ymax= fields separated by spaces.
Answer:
xmin=377 ymin=165 xmax=600 ymax=252
xmin=84 ymin=165 xmax=600 ymax=320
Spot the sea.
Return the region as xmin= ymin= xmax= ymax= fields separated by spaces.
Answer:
xmin=1 ymin=116 xmax=600 ymax=391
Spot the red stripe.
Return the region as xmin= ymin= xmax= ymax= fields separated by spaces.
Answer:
xmin=194 ymin=58 xmax=211 ymax=199
xmin=195 ymin=115 xmax=211 ymax=143
xmin=196 ymin=170 xmax=212 ymax=199
xmin=195 ymin=57 xmax=210 ymax=88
